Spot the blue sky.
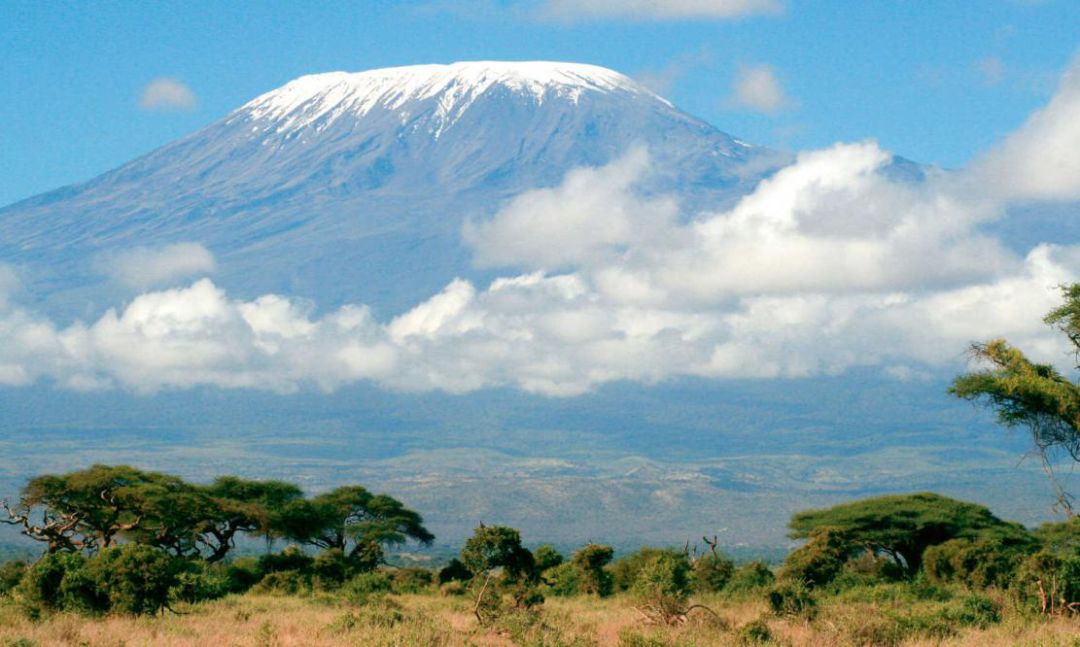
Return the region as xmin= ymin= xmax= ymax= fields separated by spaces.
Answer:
xmin=2 ymin=0 xmax=1077 ymax=208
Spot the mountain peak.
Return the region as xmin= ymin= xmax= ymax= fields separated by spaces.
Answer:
xmin=235 ymin=61 xmax=664 ymax=134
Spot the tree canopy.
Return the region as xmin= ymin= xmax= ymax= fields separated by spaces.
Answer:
xmin=2 ymin=465 xmax=431 ymax=569
xmin=788 ymin=492 xmax=1033 ymax=575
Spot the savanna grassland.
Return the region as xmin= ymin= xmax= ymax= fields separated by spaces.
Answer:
xmin=1 ymin=586 xmax=1079 ymax=647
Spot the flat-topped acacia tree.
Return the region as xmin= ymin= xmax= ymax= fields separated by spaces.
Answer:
xmin=951 ymin=283 xmax=1080 ymax=514
xmin=788 ymin=492 xmax=1033 ymax=576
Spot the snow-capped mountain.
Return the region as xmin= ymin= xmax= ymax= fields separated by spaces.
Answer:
xmin=0 ymin=61 xmax=775 ymax=317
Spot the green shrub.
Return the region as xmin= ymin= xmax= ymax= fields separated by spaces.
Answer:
xmin=14 ymin=551 xmax=105 ymax=618
xmin=342 ymin=570 xmax=392 ymax=603
xmin=1013 ymin=550 xmax=1080 ymax=615
xmin=571 ymin=544 xmax=614 ymax=597
xmin=923 ymin=538 xmax=1025 ymax=589
xmin=224 ymin=556 xmax=263 ymax=593
xmin=631 ymin=550 xmax=693 ymax=625
xmin=610 ymin=547 xmax=669 ymax=592
xmin=766 ymin=579 xmax=816 ymax=619
xmin=84 ymin=543 xmax=182 ymax=615
xmin=171 ymin=560 xmax=232 ymax=604
xmin=392 ymin=567 xmax=434 ymax=594
xmin=780 ymin=526 xmax=850 ymax=589
xmin=724 ymin=560 xmax=775 ymax=595
xmin=311 ymin=549 xmax=351 ymax=587
xmin=735 ymin=619 xmax=772 ymax=645
xmin=0 ymin=560 xmax=28 ymax=597
xmin=543 ymin=561 xmax=581 ymax=597
xmin=533 ymin=544 xmax=564 ymax=572
xmin=252 ymin=569 xmax=312 ymax=596
xmin=437 ymin=557 xmax=472 ymax=584
xmin=258 ymin=546 xmax=314 ymax=575
xmin=439 ymin=581 xmax=466 ymax=596
xmin=691 ymin=551 xmax=735 ymax=593
xmin=943 ymin=594 xmax=1001 ymax=628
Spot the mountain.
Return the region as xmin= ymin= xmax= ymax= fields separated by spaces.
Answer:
xmin=0 ymin=61 xmax=776 ymax=318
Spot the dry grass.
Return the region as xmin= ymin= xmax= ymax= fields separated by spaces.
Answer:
xmin=0 ymin=591 xmax=1077 ymax=647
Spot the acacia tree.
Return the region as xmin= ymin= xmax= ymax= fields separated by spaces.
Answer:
xmin=788 ymin=492 xmax=1033 ymax=576
xmin=951 ymin=283 xmax=1080 ymax=514
xmin=278 ymin=486 xmax=433 ymax=569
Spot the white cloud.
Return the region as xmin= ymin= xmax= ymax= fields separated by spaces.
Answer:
xmin=727 ymin=63 xmax=796 ymax=115
xmin=538 ymin=0 xmax=782 ymax=21
xmin=968 ymin=53 xmax=1080 ymax=201
xmin=139 ymin=78 xmax=197 ymax=111
xmin=0 ymin=52 xmax=1079 ymax=397
xmin=98 ymin=243 xmax=216 ymax=289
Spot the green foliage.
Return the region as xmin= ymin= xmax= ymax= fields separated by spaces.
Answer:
xmin=780 ymin=526 xmax=852 ymax=589
xmin=460 ymin=525 xmax=536 ymax=583
xmin=570 ymin=544 xmax=614 ymax=597
xmin=543 ymin=561 xmax=581 ymax=597
xmin=171 ymin=560 xmax=233 ymax=603
xmin=439 ymin=580 xmax=466 ymax=596
xmin=922 ymin=538 xmax=1026 ymax=589
xmin=391 ymin=567 xmax=434 ymax=593
xmin=257 ymin=545 xmax=314 ymax=575
xmin=788 ymin=492 xmax=1032 ymax=575
xmin=437 ymin=557 xmax=472 ymax=584
xmin=1034 ymin=516 xmax=1080 ymax=556
xmin=277 ymin=486 xmax=433 ymax=568
xmin=724 ymin=560 xmax=775 ymax=595
xmin=224 ymin=556 xmax=263 ymax=593
xmin=311 ymin=548 xmax=351 ymax=586
xmin=14 ymin=551 xmax=103 ymax=618
xmin=609 ymin=547 xmax=671 ymax=592
xmin=630 ymin=550 xmax=694 ymax=625
xmin=1013 ymin=550 xmax=1080 ymax=614
xmin=691 ymin=551 xmax=735 ymax=593
xmin=0 ymin=560 xmax=27 ymax=597
xmin=734 ymin=619 xmax=772 ymax=645
xmin=766 ymin=579 xmax=816 ymax=619
xmin=252 ymin=570 xmax=312 ymax=596
xmin=341 ymin=570 xmax=392 ymax=603
xmin=83 ymin=543 xmax=182 ymax=615
xmin=532 ymin=544 xmax=564 ymax=572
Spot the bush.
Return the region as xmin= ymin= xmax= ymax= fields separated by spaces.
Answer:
xmin=342 ymin=570 xmax=392 ymax=603
xmin=171 ymin=560 xmax=232 ymax=604
xmin=0 ymin=560 xmax=28 ymax=597
xmin=691 ymin=551 xmax=735 ymax=593
xmin=224 ymin=557 xmax=263 ymax=593
xmin=311 ymin=549 xmax=351 ymax=587
xmin=543 ymin=561 xmax=581 ymax=597
xmin=84 ymin=543 xmax=182 ymax=615
xmin=392 ymin=567 xmax=434 ymax=594
xmin=258 ymin=546 xmax=314 ymax=575
xmin=533 ymin=544 xmax=564 ymax=572
xmin=14 ymin=551 xmax=106 ymax=618
xmin=437 ymin=558 xmax=472 ymax=584
xmin=632 ymin=550 xmax=693 ymax=625
xmin=610 ymin=547 xmax=669 ymax=592
xmin=766 ymin=579 xmax=816 ymax=619
xmin=439 ymin=581 xmax=466 ymax=596
xmin=724 ymin=560 xmax=775 ymax=595
xmin=735 ymin=619 xmax=772 ymax=645
xmin=780 ymin=526 xmax=850 ymax=589
xmin=252 ymin=569 xmax=312 ymax=596
xmin=943 ymin=594 xmax=1001 ymax=628
xmin=923 ymin=538 xmax=1025 ymax=589
xmin=571 ymin=544 xmax=614 ymax=597
xmin=1013 ymin=550 xmax=1080 ymax=615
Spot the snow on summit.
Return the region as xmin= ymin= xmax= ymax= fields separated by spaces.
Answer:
xmin=237 ymin=61 xmax=663 ymax=134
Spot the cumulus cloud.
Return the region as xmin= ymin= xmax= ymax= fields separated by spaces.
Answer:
xmin=98 ymin=243 xmax=216 ymax=289
xmin=968 ymin=53 xmax=1080 ymax=201
xmin=726 ymin=64 xmax=796 ymax=114
xmin=538 ymin=0 xmax=782 ymax=21
xmin=139 ymin=78 xmax=197 ymax=111
xmin=0 ymin=53 xmax=1078 ymax=397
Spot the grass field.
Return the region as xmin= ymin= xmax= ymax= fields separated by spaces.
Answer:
xmin=1 ymin=589 xmax=1078 ymax=647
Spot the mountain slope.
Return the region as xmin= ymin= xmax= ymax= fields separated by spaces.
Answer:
xmin=0 ymin=61 xmax=775 ymax=318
